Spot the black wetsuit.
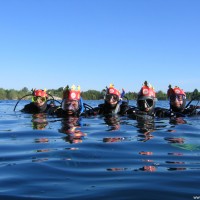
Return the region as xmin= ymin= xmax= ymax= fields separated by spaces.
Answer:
xmin=126 ymin=107 xmax=155 ymax=120
xmin=154 ymin=105 xmax=200 ymax=118
xmin=21 ymin=102 xmax=53 ymax=114
xmin=48 ymin=106 xmax=81 ymax=118
xmin=83 ymin=101 xmax=130 ymax=116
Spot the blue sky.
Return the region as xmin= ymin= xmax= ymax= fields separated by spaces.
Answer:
xmin=0 ymin=0 xmax=199 ymax=93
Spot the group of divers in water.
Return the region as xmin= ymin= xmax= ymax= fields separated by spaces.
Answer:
xmin=13 ymin=81 xmax=200 ymax=135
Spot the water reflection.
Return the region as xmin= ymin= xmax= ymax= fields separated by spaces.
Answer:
xmin=107 ymin=167 xmax=128 ymax=171
xmin=165 ymin=137 xmax=185 ymax=143
xmin=103 ymin=137 xmax=126 ymax=143
xmin=138 ymin=166 xmax=157 ymax=172
xmin=166 ymin=158 xmax=187 ymax=171
xmin=35 ymin=138 xmax=49 ymax=143
xmin=136 ymin=116 xmax=155 ymax=142
xmin=170 ymin=117 xmax=187 ymax=125
xmin=103 ymin=115 xmax=126 ymax=143
xmin=107 ymin=166 xmax=157 ymax=172
xmin=104 ymin=115 xmax=120 ymax=131
xmin=1 ymin=100 xmax=200 ymax=199
xmin=167 ymin=167 xmax=186 ymax=171
xmin=31 ymin=113 xmax=51 ymax=162
xmin=59 ymin=117 xmax=86 ymax=143
xmin=139 ymin=151 xmax=153 ymax=155
xmin=31 ymin=113 xmax=48 ymax=130
xmin=166 ymin=161 xmax=185 ymax=164
xmin=168 ymin=152 xmax=183 ymax=156
xmin=165 ymin=137 xmax=185 ymax=144
xmin=138 ymin=150 xmax=156 ymax=171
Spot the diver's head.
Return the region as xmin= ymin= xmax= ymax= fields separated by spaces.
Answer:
xmin=32 ymin=89 xmax=48 ymax=108
xmin=167 ymin=85 xmax=186 ymax=112
xmin=105 ymin=84 xmax=121 ymax=109
xmin=137 ymin=81 xmax=157 ymax=115
xmin=62 ymin=85 xmax=81 ymax=116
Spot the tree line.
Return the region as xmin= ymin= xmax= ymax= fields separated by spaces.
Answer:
xmin=0 ymin=87 xmax=199 ymax=100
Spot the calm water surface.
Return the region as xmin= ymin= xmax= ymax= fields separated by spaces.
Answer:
xmin=0 ymin=100 xmax=200 ymax=200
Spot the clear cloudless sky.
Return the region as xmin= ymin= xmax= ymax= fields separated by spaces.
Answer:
xmin=0 ymin=0 xmax=199 ymax=93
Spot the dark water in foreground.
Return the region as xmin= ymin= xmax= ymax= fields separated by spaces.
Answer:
xmin=0 ymin=100 xmax=200 ymax=200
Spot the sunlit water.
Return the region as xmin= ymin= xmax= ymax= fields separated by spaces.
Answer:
xmin=0 ymin=100 xmax=200 ymax=200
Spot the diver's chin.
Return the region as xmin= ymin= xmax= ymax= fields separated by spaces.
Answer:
xmin=35 ymin=103 xmax=45 ymax=107
xmin=107 ymin=103 xmax=117 ymax=109
xmin=35 ymin=103 xmax=45 ymax=109
xmin=66 ymin=110 xmax=75 ymax=115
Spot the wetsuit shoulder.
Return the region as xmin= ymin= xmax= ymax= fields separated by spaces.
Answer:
xmin=182 ymin=105 xmax=199 ymax=116
xmin=95 ymin=104 xmax=105 ymax=115
xmin=21 ymin=102 xmax=38 ymax=114
xmin=48 ymin=106 xmax=61 ymax=115
xmin=126 ymin=106 xmax=137 ymax=115
xmin=118 ymin=101 xmax=130 ymax=115
xmin=154 ymin=107 xmax=170 ymax=118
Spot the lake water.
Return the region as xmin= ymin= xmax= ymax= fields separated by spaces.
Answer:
xmin=0 ymin=100 xmax=200 ymax=200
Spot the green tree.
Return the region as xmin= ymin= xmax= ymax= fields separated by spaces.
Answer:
xmin=81 ymin=90 xmax=101 ymax=100
xmin=125 ymin=92 xmax=137 ymax=100
xmin=21 ymin=87 xmax=29 ymax=93
xmin=193 ymin=89 xmax=199 ymax=97
xmin=156 ymin=90 xmax=167 ymax=100
xmin=0 ymin=88 xmax=6 ymax=99
xmin=6 ymin=89 xmax=18 ymax=100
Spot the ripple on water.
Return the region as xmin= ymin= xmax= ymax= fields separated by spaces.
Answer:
xmin=0 ymin=100 xmax=200 ymax=199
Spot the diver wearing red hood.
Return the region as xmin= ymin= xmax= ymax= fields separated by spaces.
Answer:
xmin=83 ymin=84 xmax=129 ymax=116
xmin=155 ymin=85 xmax=200 ymax=118
xmin=21 ymin=89 xmax=53 ymax=114
xmin=48 ymin=85 xmax=84 ymax=117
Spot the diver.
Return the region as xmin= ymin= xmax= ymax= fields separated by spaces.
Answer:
xmin=14 ymin=89 xmax=56 ymax=114
xmin=83 ymin=84 xmax=129 ymax=116
xmin=127 ymin=81 xmax=157 ymax=120
xmin=48 ymin=85 xmax=84 ymax=118
xmin=155 ymin=85 xmax=200 ymax=118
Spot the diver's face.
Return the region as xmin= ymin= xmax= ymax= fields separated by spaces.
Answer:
xmin=33 ymin=96 xmax=46 ymax=107
xmin=170 ymin=95 xmax=184 ymax=109
xmin=105 ymin=94 xmax=119 ymax=106
xmin=137 ymin=99 xmax=153 ymax=112
xmin=63 ymin=100 xmax=79 ymax=115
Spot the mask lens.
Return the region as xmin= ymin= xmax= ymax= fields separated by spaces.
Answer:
xmin=32 ymin=96 xmax=46 ymax=102
xmin=177 ymin=94 xmax=184 ymax=101
xmin=146 ymin=99 xmax=153 ymax=107
xmin=170 ymin=95 xmax=175 ymax=101
xmin=138 ymin=100 xmax=146 ymax=109
xmin=32 ymin=96 xmax=37 ymax=102
xmin=106 ymin=94 xmax=119 ymax=102
xmin=138 ymin=99 xmax=153 ymax=109
xmin=170 ymin=95 xmax=184 ymax=101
